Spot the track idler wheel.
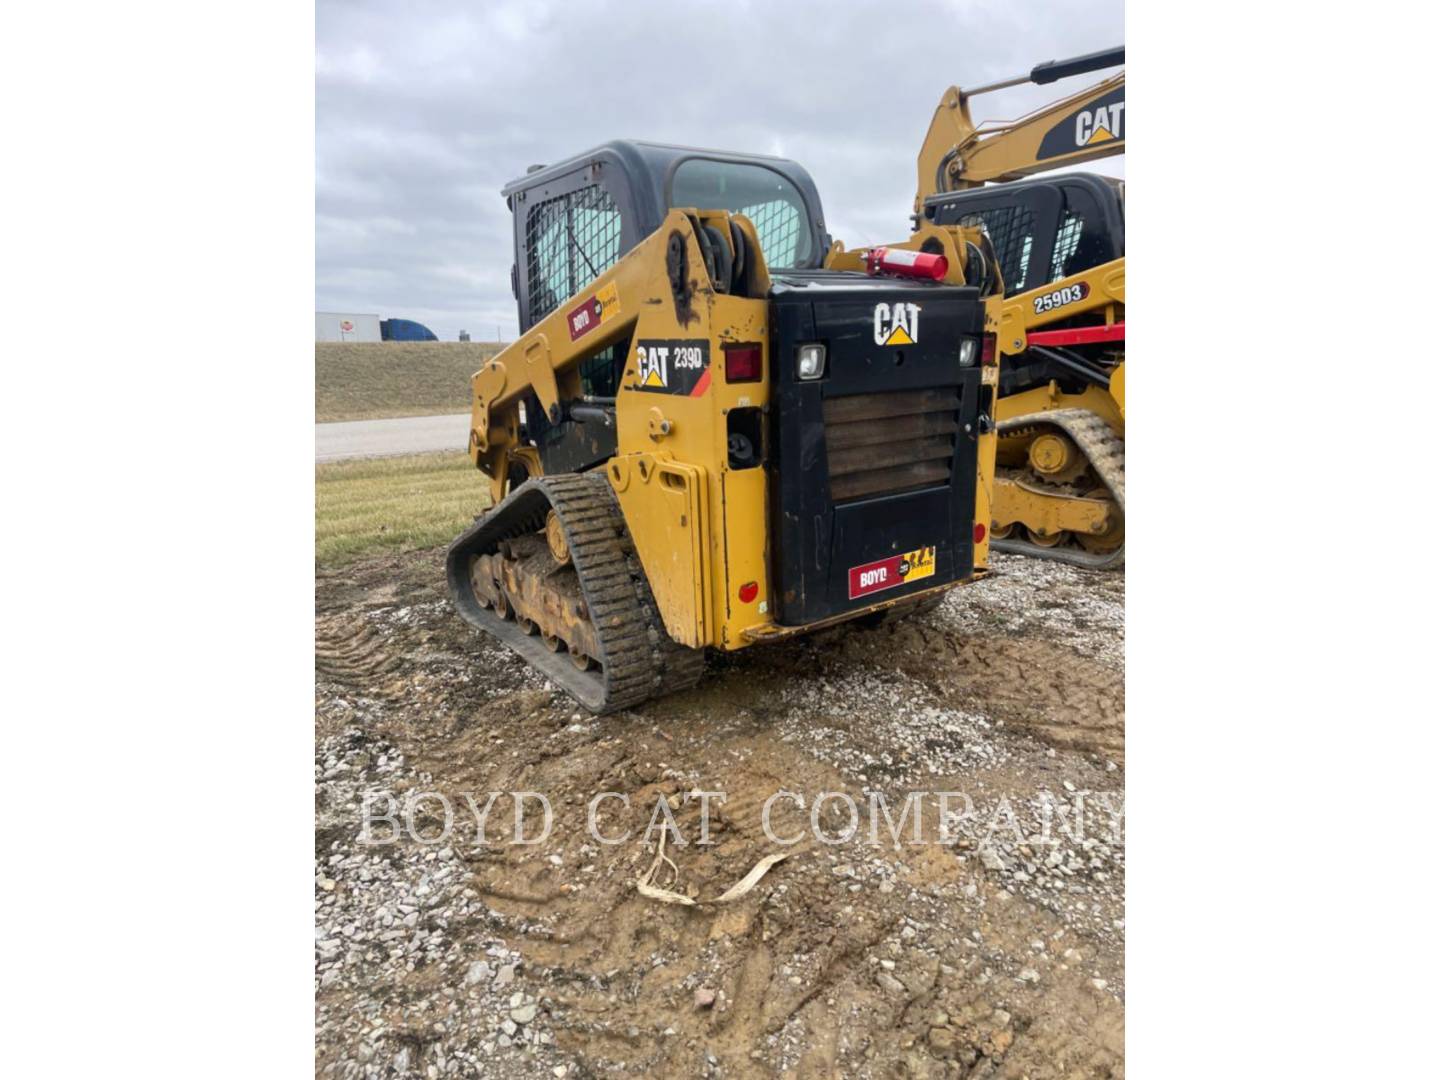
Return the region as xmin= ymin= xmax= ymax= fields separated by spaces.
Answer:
xmin=1027 ymin=432 xmax=1086 ymax=484
xmin=545 ymin=510 xmax=571 ymax=566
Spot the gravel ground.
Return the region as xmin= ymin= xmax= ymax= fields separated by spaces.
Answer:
xmin=316 ymin=551 xmax=1125 ymax=1078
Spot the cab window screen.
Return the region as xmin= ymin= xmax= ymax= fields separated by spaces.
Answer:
xmin=1048 ymin=186 xmax=1111 ymax=282
xmin=957 ymin=206 xmax=1036 ymax=296
xmin=525 ymin=184 xmax=621 ymax=323
xmin=671 ymin=160 xmax=812 ymax=269
xmin=1050 ymin=213 xmax=1083 ymax=281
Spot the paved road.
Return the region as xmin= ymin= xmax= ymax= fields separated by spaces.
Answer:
xmin=316 ymin=413 xmax=471 ymax=463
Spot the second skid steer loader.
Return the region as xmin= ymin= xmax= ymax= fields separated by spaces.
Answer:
xmin=914 ymin=47 xmax=1126 ymax=567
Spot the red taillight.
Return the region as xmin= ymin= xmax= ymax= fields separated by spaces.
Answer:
xmin=974 ymin=522 xmax=987 ymax=544
xmin=863 ymin=246 xmax=948 ymax=282
xmin=980 ymin=334 xmax=997 ymax=366
xmin=738 ymin=581 xmax=759 ymax=603
xmin=724 ymin=344 xmax=762 ymax=383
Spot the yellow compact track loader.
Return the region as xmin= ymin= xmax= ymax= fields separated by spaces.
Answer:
xmin=911 ymin=47 xmax=1126 ymax=567
xmin=447 ymin=143 xmax=1002 ymax=712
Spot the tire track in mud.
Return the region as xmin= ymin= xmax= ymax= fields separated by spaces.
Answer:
xmin=316 ymin=547 xmax=1126 ymax=1077
xmin=840 ymin=614 xmax=1125 ymax=760
xmin=315 ymin=615 xmax=404 ymax=691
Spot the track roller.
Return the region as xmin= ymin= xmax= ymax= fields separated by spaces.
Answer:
xmin=992 ymin=408 xmax=1125 ymax=570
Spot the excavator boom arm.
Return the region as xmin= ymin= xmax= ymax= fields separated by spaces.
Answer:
xmin=915 ymin=46 xmax=1124 ymax=210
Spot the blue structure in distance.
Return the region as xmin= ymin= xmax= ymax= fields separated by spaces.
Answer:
xmin=380 ymin=318 xmax=438 ymax=342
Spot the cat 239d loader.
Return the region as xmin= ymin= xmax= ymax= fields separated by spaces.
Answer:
xmin=446 ymin=142 xmax=1004 ymax=712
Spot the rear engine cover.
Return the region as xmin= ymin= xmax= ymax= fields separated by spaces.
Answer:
xmin=767 ymin=272 xmax=987 ymax=625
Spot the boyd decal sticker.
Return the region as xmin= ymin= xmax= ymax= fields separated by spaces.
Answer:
xmin=566 ymin=281 xmax=621 ymax=342
xmin=1036 ymin=86 xmax=1125 ymax=160
xmin=633 ymin=339 xmax=711 ymax=396
xmin=848 ymin=546 xmax=937 ymax=600
xmin=873 ymin=302 xmax=921 ymax=347
xmin=1032 ymin=281 xmax=1090 ymax=315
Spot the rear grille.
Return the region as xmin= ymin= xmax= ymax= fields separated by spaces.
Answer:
xmin=823 ymin=388 xmax=961 ymax=502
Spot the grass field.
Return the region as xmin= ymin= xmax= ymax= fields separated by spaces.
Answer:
xmin=315 ymin=451 xmax=489 ymax=567
xmin=316 ymin=342 xmax=502 ymax=422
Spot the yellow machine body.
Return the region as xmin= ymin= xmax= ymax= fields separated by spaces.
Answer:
xmin=463 ymin=209 xmax=998 ymax=658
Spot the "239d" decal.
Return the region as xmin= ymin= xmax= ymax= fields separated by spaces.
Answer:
xmin=1032 ymin=281 xmax=1090 ymax=315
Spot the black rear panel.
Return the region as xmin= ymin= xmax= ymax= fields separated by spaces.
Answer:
xmin=767 ymin=272 xmax=987 ymax=625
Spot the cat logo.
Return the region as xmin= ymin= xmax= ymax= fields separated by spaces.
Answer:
xmin=637 ymin=346 xmax=667 ymax=388
xmin=873 ymin=302 xmax=921 ymax=347
xmin=633 ymin=340 xmax=711 ymax=395
xmin=1076 ymin=100 xmax=1125 ymax=147
xmin=1037 ymin=87 xmax=1125 ymax=161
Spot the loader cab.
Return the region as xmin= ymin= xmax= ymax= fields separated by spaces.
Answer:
xmin=504 ymin=139 xmax=829 ymax=333
xmin=922 ymin=173 xmax=1124 ymax=297
xmin=502 ymin=140 xmax=829 ymax=471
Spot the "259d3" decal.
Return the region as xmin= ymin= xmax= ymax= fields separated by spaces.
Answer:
xmin=1032 ymin=281 xmax=1090 ymax=315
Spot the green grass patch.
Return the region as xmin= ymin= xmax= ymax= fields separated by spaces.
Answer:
xmin=316 ymin=342 xmax=503 ymax=422
xmin=315 ymin=451 xmax=490 ymax=567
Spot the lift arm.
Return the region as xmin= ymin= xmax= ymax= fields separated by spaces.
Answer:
xmin=914 ymin=46 xmax=1124 ymax=212
xmin=466 ymin=208 xmax=767 ymax=503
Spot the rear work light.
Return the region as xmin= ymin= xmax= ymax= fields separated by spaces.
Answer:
xmin=796 ymin=343 xmax=826 ymax=380
xmin=863 ymin=246 xmax=948 ymax=282
xmin=724 ymin=344 xmax=762 ymax=383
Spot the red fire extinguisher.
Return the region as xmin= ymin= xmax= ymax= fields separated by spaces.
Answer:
xmin=862 ymin=246 xmax=948 ymax=282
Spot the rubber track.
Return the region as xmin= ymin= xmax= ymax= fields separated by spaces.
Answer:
xmin=625 ymin=548 xmax=708 ymax=696
xmin=992 ymin=407 xmax=1126 ymax=570
xmin=446 ymin=472 xmax=704 ymax=714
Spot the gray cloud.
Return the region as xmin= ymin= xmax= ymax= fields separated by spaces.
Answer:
xmin=317 ymin=0 xmax=1123 ymax=341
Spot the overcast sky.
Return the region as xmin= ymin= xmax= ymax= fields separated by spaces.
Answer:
xmin=317 ymin=0 xmax=1123 ymax=341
